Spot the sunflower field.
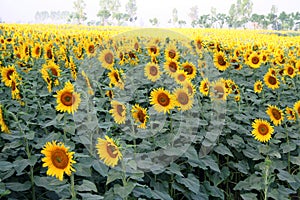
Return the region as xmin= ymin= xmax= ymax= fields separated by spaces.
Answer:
xmin=0 ymin=23 xmax=300 ymax=200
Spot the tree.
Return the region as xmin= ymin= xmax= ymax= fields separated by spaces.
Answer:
xmin=236 ymin=0 xmax=253 ymax=28
xmin=227 ymin=4 xmax=237 ymax=28
xmin=125 ymin=0 xmax=137 ymax=23
xmin=169 ymin=8 xmax=178 ymax=27
xmin=69 ymin=0 xmax=87 ymax=25
xmin=149 ymin=18 xmax=159 ymax=26
xmin=251 ymin=13 xmax=265 ymax=29
xmin=216 ymin=13 xmax=227 ymax=28
xmin=188 ymin=6 xmax=199 ymax=27
xmin=97 ymin=0 xmax=122 ymax=25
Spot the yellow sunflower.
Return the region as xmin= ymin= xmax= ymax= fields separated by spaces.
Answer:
xmin=144 ymin=62 xmax=161 ymax=82
xmin=285 ymin=107 xmax=296 ymax=121
xmin=164 ymin=59 xmax=179 ymax=77
xmin=108 ymin=69 xmax=125 ymax=90
xmin=165 ymin=43 xmax=179 ymax=61
xmin=174 ymin=70 xmax=189 ymax=85
xmin=99 ymin=49 xmax=115 ymax=70
xmin=284 ymin=64 xmax=296 ymax=78
xmin=199 ymin=78 xmax=210 ymax=96
xmin=173 ymin=88 xmax=194 ymax=111
xmin=0 ymin=105 xmax=10 ymax=134
xmin=213 ymin=51 xmax=230 ymax=71
xmin=41 ymin=141 xmax=76 ymax=181
xmin=41 ymin=61 xmax=61 ymax=91
xmin=1 ymin=65 xmax=17 ymax=87
xmin=44 ymin=43 xmax=54 ymax=60
xmin=294 ymin=100 xmax=300 ymax=117
xmin=81 ymin=70 xmax=94 ymax=95
xmin=105 ymin=90 xmax=114 ymax=100
xmin=183 ymin=81 xmax=196 ymax=96
xmin=96 ymin=136 xmax=122 ymax=168
xmin=210 ymin=79 xmax=227 ymax=101
xmin=264 ymin=72 xmax=280 ymax=90
xmin=266 ymin=105 xmax=284 ymax=126
xmin=85 ymin=41 xmax=96 ymax=57
xmin=10 ymin=73 xmax=21 ymax=100
xmin=32 ymin=43 xmax=42 ymax=59
xmin=247 ymin=51 xmax=262 ymax=69
xmin=54 ymin=81 xmax=81 ymax=114
xmin=182 ymin=62 xmax=197 ymax=80
xmin=147 ymin=43 xmax=160 ymax=58
xmin=109 ymin=100 xmax=126 ymax=124
xmin=150 ymin=88 xmax=175 ymax=114
xmin=251 ymin=119 xmax=274 ymax=143
xmin=131 ymin=104 xmax=149 ymax=129
xmin=254 ymin=80 xmax=263 ymax=93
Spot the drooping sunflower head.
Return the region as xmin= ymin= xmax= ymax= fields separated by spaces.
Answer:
xmin=264 ymin=72 xmax=280 ymax=90
xmin=108 ymin=69 xmax=125 ymax=90
xmin=144 ymin=62 xmax=161 ymax=82
xmin=254 ymin=80 xmax=263 ymax=93
xmin=0 ymin=105 xmax=10 ymax=134
xmin=251 ymin=119 xmax=274 ymax=143
xmin=96 ymin=136 xmax=122 ymax=168
xmin=99 ymin=49 xmax=115 ymax=70
xmin=109 ymin=100 xmax=126 ymax=124
xmin=182 ymin=62 xmax=197 ymax=80
xmin=214 ymin=51 xmax=229 ymax=71
xmin=199 ymin=78 xmax=210 ymax=96
xmin=210 ymin=79 xmax=227 ymax=101
xmin=285 ymin=107 xmax=296 ymax=121
xmin=41 ymin=61 xmax=61 ymax=88
xmin=164 ymin=59 xmax=179 ymax=77
xmin=150 ymin=88 xmax=175 ymax=114
xmin=41 ymin=140 xmax=76 ymax=181
xmin=173 ymin=88 xmax=194 ymax=111
xmin=131 ymin=104 xmax=149 ymax=129
xmin=54 ymin=81 xmax=81 ymax=114
xmin=266 ymin=105 xmax=284 ymax=126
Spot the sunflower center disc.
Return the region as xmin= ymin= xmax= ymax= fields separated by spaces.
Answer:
xmin=51 ymin=149 xmax=69 ymax=169
xmin=157 ymin=93 xmax=170 ymax=106
xmin=271 ymin=109 xmax=281 ymax=120
xmin=61 ymin=92 xmax=75 ymax=106
xmin=105 ymin=53 xmax=113 ymax=64
xmin=149 ymin=66 xmax=158 ymax=76
xmin=107 ymin=143 xmax=118 ymax=158
xmin=258 ymin=124 xmax=269 ymax=135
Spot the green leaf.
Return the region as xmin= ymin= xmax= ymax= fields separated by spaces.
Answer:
xmin=227 ymin=135 xmax=245 ymax=149
xmin=290 ymin=156 xmax=300 ymax=166
xmin=203 ymin=181 xmax=224 ymax=199
xmin=214 ymin=144 xmax=233 ymax=157
xmin=114 ymin=182 xmax=136 ymax=198
xmin=34 ymin=176 xmax=67 ymax=191
xmin=280 ymin=143 xmax=296 ymax=153
xmin=277 ymin=169 xmax=296 ymax=183
xmin=78 ymin=193 xmax=104 ymax=200
xmin=240 ymin=192 xmax=257 ymax=200
xmin=77 ymin=180 xmax=97 ymax=192
xmin=92 ymin=160 xmax=108 ymax=177
xmin=176 ymin=173 xmax=200 ymax=194
xmin=151 ymin=189 xmax=173 ymax=200
xmin=201 ymin=155 xmax=220 ymax=172
xmin=234 ymin=174 xmax=263 ymax=191
xmin=106 ymin=169 xmax=123 ymax=185
xmin=184 ymin=146 xmax=203 ymax=168
xmin=5 ymin=181 xmax=31 ymax=192
xmin=0 ymin=161 xmax=15 ymax=172
xmin=13 ymin=159 xmax=29 ymax=175
xmin=166 ymin=163 xmax=184 ymax=177
xmin=233 ymin=160 xmax=250 ymax=174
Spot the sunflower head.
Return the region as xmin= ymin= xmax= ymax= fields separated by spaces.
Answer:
xmin=144 ymin=62 xmax=161 ymax=82
xmin=254 ymin=80 xmax=263 ymax=93
xmin=214 ymin=51 xmax=229 ymax=71
xmin=264 ymin=72 xmax=280 ymax=90
xmin=173 ymin=88 xmax=193 ymax=111
xmin=96 ymin=136 xmax=122 ymax=167
xmin=1 ymin=65 xmax=17 ymax=87
xmin=164 ymin=59 xmax=179 ymax=77
xmin=285 ymin=107 xmax=296 ymax=121
xmin=109 ymin=100 xmax=126 ymax=124
xmin=182 ymin=62 xmax=197 ymax=79
xmin=150 ymin=88 xmax=175 ymax=114
xmin=266 ymin=105 xmax=284 ymax=126
xmin=251 ymin=119 xmax=274 ymax=143
xmin=41 ymin=141 xmax=76 ymax=181
xmin=210 ymin=79 xmax=227 ymax=101
xmin=294 ymin=100 xmax=300 ymax=117
xmin=199 ymin=78 xmax=210 ymax=96
xmin=131 ymin=104 xmax=149 ymax=129
xmin=99 ymin=49 xmax=115 ymax=70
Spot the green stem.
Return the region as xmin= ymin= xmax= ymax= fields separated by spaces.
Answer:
xmin=70 ymin=173 xmax=76 ymax=200
xmin=284 ymin=123 xmax=291 ymax=173
xmin=264 ymin=156 xmax=271 ymax=200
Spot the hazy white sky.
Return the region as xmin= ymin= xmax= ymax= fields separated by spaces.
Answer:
xmin=0 ymin=0 xmax=299 ymax=26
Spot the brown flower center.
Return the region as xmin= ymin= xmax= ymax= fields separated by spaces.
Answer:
xmin=271 ymin=108 xmax=281 ymax=120
xmin=168 ymin=62 xmax=177 ymax=72
xmin=268 ymin=76 xmax=277 ymax=85
xmin=137 ymin=110 xmax=146 ymax=123
xmin=177 ymin=92 xmax=189 ymax=105
xmin=61 ymin=92 xmax=75 ymax=106
xmin=116 ymin=105 xmax=124 ymax=116
xmin=217 ymin=55 xmax=226 ymax=66
xmin=177 ymin=74 xmax=186 ymax=82
xmin=88 ymin=45 xmax=95 ymax=54
xmin=6 ymin=69 xmax=15 ymax=80
xmin=183 ymin=65 xmax=193 ymax=75
xmin=287 ymin=67 xmax=294 ymax=75
xmin=149 ymin=66 xmax=158 ymax=76
xmin=196 ymin=40 xmax=202 ymax=50
xmin=106 ymin=143 xmax=118 ymax=158
xmin=51 ymin=149 xmax=69 ymax=169
xmin=168 ymin=49 xmax=176 ymax=59
xmin=50 ymin=68 xmax=58 ymax=76
xmin=35 ymin=46 xmax=40 ymax=55
xmin=258 ymin=124 xmax=269 ymax=136
xmin=46 ymin=49 xmax=53 ymax=59
xmin=150 ymin=46 xmax=157 ymax=54
xmin=213 ymin=85 xmax=225 ymax=99
xmin=113 ymin=72 xmax=120 ymax=82
xmin=105 ymin=52 xmax=114 ymax=64
xmin=157 ymin=93 xmax=170 ymax=107
xmin=251 ymin=56 xmax=259 ymax=64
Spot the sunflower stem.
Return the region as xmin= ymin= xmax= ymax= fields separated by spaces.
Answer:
xmin=284 ymin=123 xmax=291 ymax=173
xmin=263 ymin=156 xmax=271 ymax=200
xmin=70 ymin=173 xmax=76 ymax=200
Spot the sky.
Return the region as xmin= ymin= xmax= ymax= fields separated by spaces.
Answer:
xmin=0 ymin=0 xmax=299 ymax=26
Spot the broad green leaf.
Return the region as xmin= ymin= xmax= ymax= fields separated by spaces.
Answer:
xmin=5 ymin=181 xmax=31 ymax=192
xmin=106 ymin=169 xmax=123 ymax=185
xmin=203 ymin=181 xmax=224 ymax=199
xmin=277 ymin=169 xmax=296 ymax=183
xmin=13 ymin=159 xmax=29 ymax=175
xmin=201 ymin=155 xmax=220 ymax=172
xmin=234 ymin=174 xmax=263 ymax=191
xmin=280 ymin=143 xmax=296 ymax=153
xmin=0 ymin=161 xmax=15 ymax=172
xmin=77 ymin=180 xmax=97 ymax=192
xmin=214 ymin=144 xmax=233 ymax=157
xmin=114 ymin=182 xmax=136 ymax=198
xmin=151 ymin=189 xmax=173 ymax=200
xmin=78 ymin=193 xmax=104 ymax=200
xmin=240 ymin=192 xmax=257 ymax=200
xmin=166 ymin=163 xmax=184 ymax=177
xmin=92 ymin=160 xmax=108 ymax=177
xmin=176 ymin=173 xmax=200 ymax=194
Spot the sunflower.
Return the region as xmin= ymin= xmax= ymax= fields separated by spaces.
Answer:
xmin=164 ymin=59 xmax=179 ymax=77
xmin=0 ymin=105 xmax=10 ymax=133
xmin=210 ymin=79 xmax=226 ymax=101
xmin=147 ymin=43 xmax=160 ymax=58
xmin=294 ymin=100 xmax=300 ymax=117
xmin=213 ymin=51 xmax=230 ymax=71
xmin=296 ymin=60 xmax=300 ymax=75
xmin=109 ymin=100 xmax=126 ymax=124
xmin=41 ymin=61 xmax=61 ymax=91
xmin=1 ymin=65 xmax=17 ymax=87
xmin=174 ymin=70 xmax=189 ymax=85
xmin=199 ymin=78 xmax=210 ymax=96
xmin=85 ymin=41 xmax=96 ymax=57
xmin=284 ymin=64 xmax=296 ymax=78
xmin=194 ymin=36 xmax=203 ymax=52
xmin=108 ymin=69 xmax=125 ymax=90
xmin=266 ymin=105 xmax=284 ymax=126
xmin=131 ymin=104 xmax=149 ymax=129
xmin=105 ymin=90 xmax=114 ymax=100
xmin=144 ymin=62 xmax=161 ymax=82
xmin=264 ymin=72 xmax=280 ymax=90
xmin=173 ymin=88 xmax=193 ymax=111
xmin=81 ymin=70 xmax=94 ymax=95
xmin=44 ymin=43 xmax=54 ymax=60
xmin=54 ymin=81 xmax=81 ymax=114
xmin=285 ymin=107 xmax=296 ymax=121
xmin=251 ymin=119 xmax=274 ymax=143
xmin=254 ymin=80 xmax=263 ymax=93
xmin=247 ymin=51 xmax=262 ymax=69
xmin=10 ymin=73 xmax=21 ymax=100
xmin=182 ymin=62 xmax=197 ymax=79
xmin=32 ymin=43 xmax=42 ymax=58
xmin=183 ymin=81 xmax=196 ymax=96
xmin=41 ymin=141 xmax=76 ymax=181
xmin=165 ymin=43 xmax=179 ymax=61
xmin=150 ymin=88 xmax=175 ymax=114
xmin=99 ymin=49 xmax=115 ymax=70
xmin=68 ymin=58 xmax=77 ymax=80
xmin=96 ymin=136 xmax=122 ymax=167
